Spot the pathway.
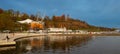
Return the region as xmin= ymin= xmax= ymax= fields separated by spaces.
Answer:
xmin=0 ymin=33 xmax=44 ymax=46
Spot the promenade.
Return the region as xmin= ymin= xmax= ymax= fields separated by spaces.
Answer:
xmin=0 ymin=33 xmax=44 ymax=47
xmin=0 ymin=32 xmax=120 ymax=47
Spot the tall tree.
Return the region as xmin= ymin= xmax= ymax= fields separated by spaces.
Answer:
xmin=0 ymin=8 xmax=3 ymax=14
xmin=0 ymin=13 xmax=15 ymax=31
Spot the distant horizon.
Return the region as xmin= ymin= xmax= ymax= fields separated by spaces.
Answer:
xmin=0 ymin=0 xmax=120 ymax=28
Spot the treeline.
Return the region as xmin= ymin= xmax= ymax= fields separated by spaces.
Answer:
xmin=0 ymin=8 xmax=115 ymax=32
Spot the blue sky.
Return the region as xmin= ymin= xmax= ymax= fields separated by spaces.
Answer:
xmin=0 ymin=0 xmax=120 ymax=28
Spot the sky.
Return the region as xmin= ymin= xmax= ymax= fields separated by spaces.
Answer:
xmin=0 ymin=0 xmax=120 ymax=28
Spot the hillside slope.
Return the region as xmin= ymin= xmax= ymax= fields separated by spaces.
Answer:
xmin=0 ymin=8 xmax=115 ymax=31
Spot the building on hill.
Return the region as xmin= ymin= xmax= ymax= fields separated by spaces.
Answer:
xmin=115 ymin=29 xmax=120 ymax=32
xmin=47 ymin=27 xmax=66 ymax=32
xmin=30 ymin=21 xmax=44 ymax=30
xmin=18 ymin=19 xmax=44 ymax=31
xmin=18 ymin=19 xmax=33 ymax=24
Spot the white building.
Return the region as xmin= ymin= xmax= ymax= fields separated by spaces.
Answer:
xmin=47 ymin=28 xmax=66 ymax=32
xmin=115 ymin=29 xmax=120 ymax=32
xmin=18 ymin=19 xmax=33 ymax=24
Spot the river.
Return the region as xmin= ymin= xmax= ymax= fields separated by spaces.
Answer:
xmin=0 ymin=36 xmax=120 ymax=54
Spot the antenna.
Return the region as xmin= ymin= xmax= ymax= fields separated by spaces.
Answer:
xmin=65 ymin=14 xmax=69 ymax=21
xmin=41 ymin=11 xmax=46 ymax=22
xmin=36 ymin=11 xmax=40 ymax=21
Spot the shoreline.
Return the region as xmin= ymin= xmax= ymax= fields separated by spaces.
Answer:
xmin=51 ymin=33 xmax=120 ymax=36
xmin=0 ymin=33 xmax=120 ymax=51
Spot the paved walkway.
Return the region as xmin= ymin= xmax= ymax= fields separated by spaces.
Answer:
xmin=0 ymin=33 xmax=44 ymax=46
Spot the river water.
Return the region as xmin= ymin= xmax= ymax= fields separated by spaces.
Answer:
xmin=0 ymin=36 xmax=120 ymax=54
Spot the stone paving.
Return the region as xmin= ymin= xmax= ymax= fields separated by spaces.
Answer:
xmin=0 ymin=33 xmax=43 ymax=46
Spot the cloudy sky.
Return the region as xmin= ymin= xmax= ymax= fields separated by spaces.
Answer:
xmin=0 ymin=0 xmax=120 ymax=28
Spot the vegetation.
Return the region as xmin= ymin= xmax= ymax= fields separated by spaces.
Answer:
xmin=0 ymin=8 xmax=115 ymax=32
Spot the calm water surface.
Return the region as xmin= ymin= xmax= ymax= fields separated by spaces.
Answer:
xmin=1 ymin=36 xmax=120 ymax=54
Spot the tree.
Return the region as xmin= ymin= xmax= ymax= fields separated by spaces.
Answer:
xmin=30 ymin=14 xmax=36 ymax=20
xmin=0 ymin=13 xmax=15 ymax=31
xmin=21 ymin=13 xmax=29 ymax=20
xmin=44 ymin=16 xmax=50 ymax=21
xmin=0 ymin=8 xmax=3 ymax=14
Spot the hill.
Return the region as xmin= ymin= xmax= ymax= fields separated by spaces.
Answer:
xmin=0 ymin=8 xmax=115 ymax=32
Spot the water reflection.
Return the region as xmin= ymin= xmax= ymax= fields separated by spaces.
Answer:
xmin=15 ymin=36 xmax=92 ymax=54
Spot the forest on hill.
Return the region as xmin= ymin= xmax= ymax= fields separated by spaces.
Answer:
xmin=0 ymin=8 xmax=115 ymax=32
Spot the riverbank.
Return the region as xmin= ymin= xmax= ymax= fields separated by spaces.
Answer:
xmin=0 ymin=32 xmax=120 ymax=46
xmin=0 ymin=33 xmax=45 ymax=48
xmin=0 ymin=32 xmax=120 ymax=43
xmin=51 ymin=33 xmax=120 ymax=36
xmin=0 ymin=32 xmax=120 ymax=51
